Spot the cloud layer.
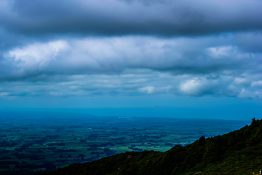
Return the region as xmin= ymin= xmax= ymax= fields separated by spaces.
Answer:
xmin=0 ymin=34 xmax=262 ymax=98
xmin=0 ymin=0 xmax=262 ymax=99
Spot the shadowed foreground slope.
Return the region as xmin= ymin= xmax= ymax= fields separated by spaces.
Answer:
xmin=47 ymin=119 xmax=262 ymax=175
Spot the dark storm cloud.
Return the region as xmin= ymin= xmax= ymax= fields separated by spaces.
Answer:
xmin=0 ymin=0 xmax=262 ymax=36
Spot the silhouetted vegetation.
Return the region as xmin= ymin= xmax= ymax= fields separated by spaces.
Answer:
xmin=46 ymin=119 xmax=262 ymax=175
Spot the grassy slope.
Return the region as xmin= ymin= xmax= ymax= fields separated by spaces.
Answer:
xmin=46 ymin=119 xmax=262 ymax=175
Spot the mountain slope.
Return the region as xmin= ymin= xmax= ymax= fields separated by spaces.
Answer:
xmin=46 ymin=119 xmax=262 ymax=175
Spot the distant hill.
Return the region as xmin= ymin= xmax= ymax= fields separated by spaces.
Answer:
xmin=46 ymin=119 xmax=262 ymax=175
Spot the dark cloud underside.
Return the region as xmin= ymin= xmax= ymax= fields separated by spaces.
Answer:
xmin=0 ymin=0 xmax=262 ymax=36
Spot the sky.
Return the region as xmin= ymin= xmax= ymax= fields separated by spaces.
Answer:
xmin=0 ymin=0 xmax=262 ymax=119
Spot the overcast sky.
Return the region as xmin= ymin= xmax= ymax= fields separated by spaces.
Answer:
xmin=0 ymin=0 xmax=262 ymax=119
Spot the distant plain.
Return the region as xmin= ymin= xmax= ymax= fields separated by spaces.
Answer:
xmin=0 ymin=111 xmax=248 ymax=173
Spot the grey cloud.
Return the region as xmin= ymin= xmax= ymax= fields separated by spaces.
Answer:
xmin=0 ymin=33 xmax=261 ymax=98
xmin=1 ymin=70 xmax=262 ymax=98
xmin=0 ymin=36 xmax=248 ymax=79
xmin=0 ymin=34 xmax=261 ymax=80
xmin=0 ymin=0 xmax=262 ymax=36
xmin=236 ymin=33 xmax=262 ymax=53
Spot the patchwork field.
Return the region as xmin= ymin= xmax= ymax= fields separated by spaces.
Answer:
xmin=0 ymin=112 xmax=247 ymax=173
